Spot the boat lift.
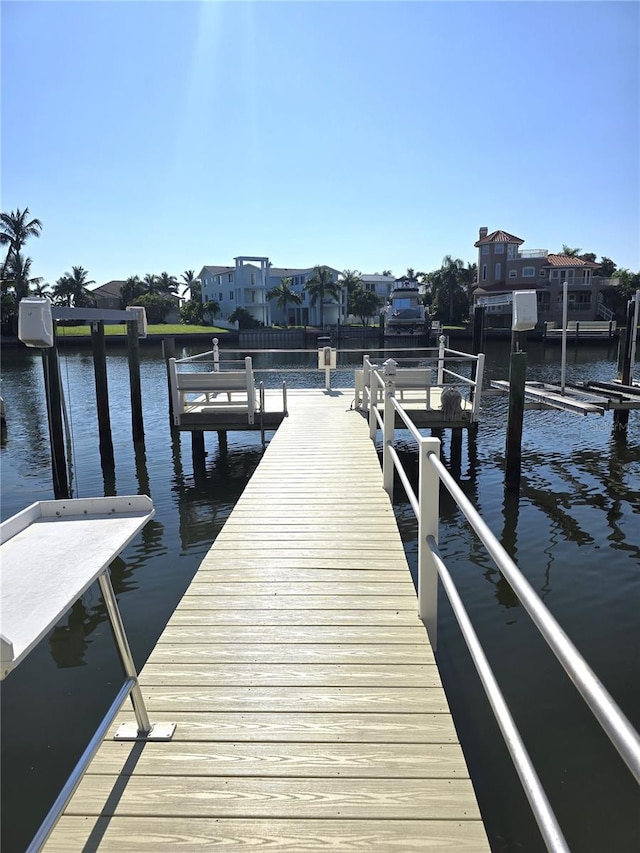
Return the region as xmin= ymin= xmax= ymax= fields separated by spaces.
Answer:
xmin=484 ymin=286 xmax=640 ymax=417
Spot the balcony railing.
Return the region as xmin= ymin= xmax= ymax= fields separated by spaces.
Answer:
xmin=517 ymin=250 xmax=549 ymax=259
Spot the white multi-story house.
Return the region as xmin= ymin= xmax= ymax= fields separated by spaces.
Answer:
xmin=198 ymin=257 xmax=344 ymax=326
xmin=472 ymin=227 xmax=617 ymax=327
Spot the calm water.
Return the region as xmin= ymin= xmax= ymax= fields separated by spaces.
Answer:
xmin=1 ymin=339 xmax=638 ymax=852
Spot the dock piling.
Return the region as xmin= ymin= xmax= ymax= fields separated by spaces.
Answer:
xmin=42 ymin=339 xmax=69 ymax=498
xmin=127 ymin=319 xmax=144 ymax=443
xmin=505 ymin=351 xmax=527 ymax=491
xmin=91 ymin=320 xmax=115 ymax=472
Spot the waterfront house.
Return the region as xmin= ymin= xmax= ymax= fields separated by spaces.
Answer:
xmin=472 ymin=227 xmax=619 ymax=328
xmin=197 ymin=257 xmax=344 ymax=327
xmin=92 ymin=280 xmax=181 ymax=323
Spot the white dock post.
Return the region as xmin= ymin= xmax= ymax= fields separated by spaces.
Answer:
xmin=382 ymin=359 xmax=397 ymax=497
xmin=418 ymin=437 xmax=441 ymax=648
xmin=437 ymin=335 xmax=446 ymax=385
xmin=213 ymin=338 xmax=220 ymax=372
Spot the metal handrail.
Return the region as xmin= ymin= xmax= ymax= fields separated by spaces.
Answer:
xmin=368 ymin=372 xmax=640 ymax=850
xmin=26 ymin=677 xmax=137 ymax=853
xmin=428 ymin=450 xmax=640 ymax=785
xmin=427 ymin=536 xmax=568 ymax=853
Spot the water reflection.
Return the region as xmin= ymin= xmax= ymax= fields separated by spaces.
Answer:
xmin=48 ymin=555 xmax=135 ymax=668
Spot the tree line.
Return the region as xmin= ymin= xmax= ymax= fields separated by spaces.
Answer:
xmin=2 ymin=207 xmax=638 ymax=333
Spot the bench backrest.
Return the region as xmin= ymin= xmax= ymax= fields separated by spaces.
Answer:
xmin=394 ymin=368 xmax=432 ymax=388
xmin=176 ymin=371 xmax=251 ymax=392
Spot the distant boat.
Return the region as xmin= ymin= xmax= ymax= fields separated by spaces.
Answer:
xmin=385 ymin=283 xmax=427 ymax=335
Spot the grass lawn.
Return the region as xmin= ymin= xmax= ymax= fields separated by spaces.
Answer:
xmin=55 ymin=324 xmax=228 ymax=336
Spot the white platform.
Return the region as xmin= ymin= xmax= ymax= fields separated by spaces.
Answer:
xmin=0 ymin=496 xmax=154 ymax=678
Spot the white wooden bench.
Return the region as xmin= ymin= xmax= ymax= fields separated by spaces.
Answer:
xmin=169 ymin=357 xmax=259 ymax=425
xmin=360 ymin=361 xmax=433 ymax=408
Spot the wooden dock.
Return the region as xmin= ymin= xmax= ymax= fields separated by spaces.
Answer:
xmin=45 ymin=389 xmax=488 ymax=851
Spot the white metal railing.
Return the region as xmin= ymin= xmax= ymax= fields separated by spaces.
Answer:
xmin=369 ymin=365 xmax=640 ymax=851
xmin=361 ymin=336 xmax=485 ymax=423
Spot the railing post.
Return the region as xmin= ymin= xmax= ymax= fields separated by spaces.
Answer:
xmin=369 ymin=365 xmax=379 ymax=441
xmin=213 ymin=338 xmax=220 ymax=372
xmin=472 ymin=353 xmax=485 ymax=421
xmin=382 ymin=359 xmax=397 ymax=497
xmin=437 ymin=335 xmax=446 ymax=384
xmin=245 ymin=356 xmax=255 ymax=424
xmin=418 ymin=437 xmax=441 ymax=648
xmin=362 ymin=355 xmax=371 ymax=413
xmin=168 ymin=358 xmax=181 ymax=426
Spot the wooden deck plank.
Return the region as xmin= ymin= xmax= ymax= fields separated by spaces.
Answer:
xmin=136 ymin=663 xmax=441 ymax=687
xmin=146 ymin=644 xmax=434 ymax=665
xmin=49 ymin=816 xmax=490 ymax=851
xmin=45 ymin=388 xmax=487 ymax=851
xmin=166 ymin=610 xmax=420 ymax=626
xmin=87 ymin=741 xmax=469 ymax=777
xmin=64 ymin=776 xmax=481 ymax=820
xmin=107 ymin=711 xmax=460 ymax=742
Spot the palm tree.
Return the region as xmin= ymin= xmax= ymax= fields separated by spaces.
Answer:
xmin=32 ymin=281 xmax=51 ymax=298
xmin=304 ymin=265 xmax=341 ymax=328
xmin=63 ymin=267 xmax=95 ymax=308
xmin=561 ymin=245 xmax=582 ymax=257
xmin=120 ymin=275 xmax=145 ymax=308
xmin=267 ymin=277 xmax=303 ymax=326
xmin=0 ymin=207 xmax=43 ymax=278
xmin=181 ymin=270 xmax=201 ymax=301
xmin=156 ymin=271 xmax=178 ymax=296
xmin=142 ymin=273 xmax=158 ymax=294
xmin=4 ymin=253 xmax=43 ymax=302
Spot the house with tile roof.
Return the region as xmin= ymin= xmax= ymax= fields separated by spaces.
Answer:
xmin=472 ymin=227 xmax=616 ymax=327
xmin=197 ymin=257 xmax=344 ymax=327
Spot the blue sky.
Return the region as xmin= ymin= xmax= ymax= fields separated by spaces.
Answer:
xmin=2 ymin=1 xmax=639 ymax=288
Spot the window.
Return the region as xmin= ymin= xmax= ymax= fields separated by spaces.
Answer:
xmin=219 ymin=292 xmax=223 ymax=301
xmin=229 ymin=291 xmax=234 ymax=299
xmin=509 ymin=270 xmax=517 ymax=279
xmin=550 ymin=270 xmax=559 ymax=279
xmin=495 ymin=263 xmax=502 ymax=280
xmin=539 ymin=269 xmax=546 ymax=277
xmin=228 ymin=273 xmax=233 ymax=282
xmin=251 ymin=273 xmax=256 ymax=286
xmin=507 ymin=244 xmax=518 ymax=260
xmin=523 ymin=266 xmax=535 ymax=277
xmin=481 ymin=245 xmax=489 ymax=255
xmin=482 ymin=264 xmax=487 ymax=281
xmin=495 ymin=243 xmax=504 ymax=254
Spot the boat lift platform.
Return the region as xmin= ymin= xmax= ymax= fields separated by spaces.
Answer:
xmin=490 ymin=379 xmax=640 ymax=416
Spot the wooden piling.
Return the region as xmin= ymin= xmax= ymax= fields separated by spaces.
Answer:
xmin=614 ymin=302 xmax=634 ymax=430
xmin=127 ymin=320 xmax=144 ymax=443
xmin=505 ymin=351 xmax=527 ymax=490
xmin=217 ymin=430 xmax=228 ymax=454
xmin=162 ymin=336 xmax=177 ymax=419
xmin=91 ymin=320 xmax=115 ymax=471
xmin=191 ymin=430 xmax=206 ymax=482
xmin=42 ymin=337 xmax=69 ymax=498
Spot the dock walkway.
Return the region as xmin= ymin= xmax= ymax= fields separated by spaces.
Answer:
xmin=46 ymin=389 xmax=488 ymax=851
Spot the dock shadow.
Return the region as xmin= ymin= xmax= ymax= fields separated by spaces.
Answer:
xmin=80 ymin=740 xmax=146 ymax=852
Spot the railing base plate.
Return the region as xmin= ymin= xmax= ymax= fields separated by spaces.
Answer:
xmin=114 ymin=722 xmax=176 ymax=741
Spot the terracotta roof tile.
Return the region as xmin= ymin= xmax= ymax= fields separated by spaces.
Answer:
xmin=475 ymin=229 xmax=524 ymax=247
xmin=546 ymin=255 xmax=599 ymax=268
